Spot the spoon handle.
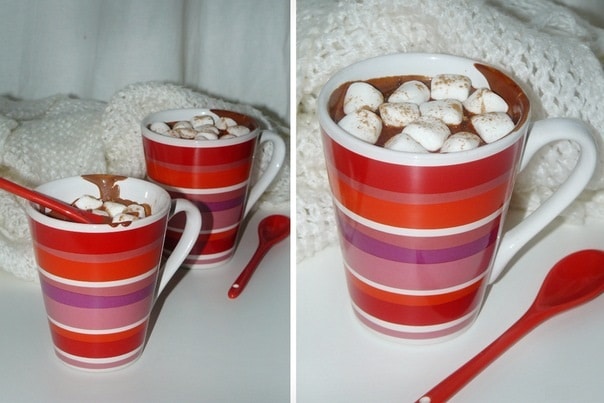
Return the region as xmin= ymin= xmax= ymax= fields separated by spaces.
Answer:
xmin=0 ymin=177 xmax=102 ymax=224
xmin=228 ymin=243 xmax=271 ymax=299
xmin=416 ymin=310 xmax=546 ymax=402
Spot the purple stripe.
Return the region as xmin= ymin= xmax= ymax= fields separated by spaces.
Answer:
xmin=167 ymin=190 xmax=245 ymax=212
xmin=41 ymin=281 xmax=155 ymax=309
xmin=337 ymin=214 xmax=499 ymax=264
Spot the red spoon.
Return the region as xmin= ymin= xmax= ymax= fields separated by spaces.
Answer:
xmin=228 ymin=214 xmax=290 ymax=299
xmin=417 ymin=249 xmax=604 ymax=403
xmin=0 ymin=176 xmax=106 ymax=224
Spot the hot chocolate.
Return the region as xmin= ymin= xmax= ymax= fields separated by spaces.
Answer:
xmin=329 ymin=73 xmax=520 ymax=153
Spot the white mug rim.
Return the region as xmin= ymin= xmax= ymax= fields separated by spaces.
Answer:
xmin=25 ymin=176 xmax=171 ymax=233
xmin=141 ymin=108 xmax=263 ymax=148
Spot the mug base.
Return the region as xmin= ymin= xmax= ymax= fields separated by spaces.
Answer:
xmin=351 ymin=303 xmax=478 ymax=345
xmin=53 ymin=346 xmax=143 ymax=372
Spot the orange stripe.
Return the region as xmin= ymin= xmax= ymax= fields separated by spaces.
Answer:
xmin=348 ymin=272 xmax=484 ymax=306
xmin=334 ymin=177 xmax=508 ymax=228
xmin=34 ymin=247 xmax=161 ymax=282
xmin=146 ymin=161 xmax=252 ymax=188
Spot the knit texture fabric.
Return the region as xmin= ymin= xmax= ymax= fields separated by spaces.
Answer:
xmin=0 ymin=82 xmax=290 ymax=281
xmin=296 ymin=0 xmax=604 ymax=262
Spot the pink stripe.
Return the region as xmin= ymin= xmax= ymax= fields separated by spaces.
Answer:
xmin=341 ymin=238 xmax=496 ymax=290
xmin=44 ymin=297 xmax=152 ymax=330
xmin=39 ymin=270 xmax=156 ymax=297
xmin=353 ymin=306 xmax=477 ymax=340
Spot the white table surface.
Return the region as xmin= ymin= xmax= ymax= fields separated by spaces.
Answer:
xmin=297 ymin=214 xmax=604 ymax=402
xmin=0 ymin=209 xmax=290 ymax=403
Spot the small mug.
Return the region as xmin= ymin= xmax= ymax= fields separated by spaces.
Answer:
xmin=141 ymin=108 xmax=286 ymax=269
xmin=318 ymin=53 xmax=598 ymax=343
xmin=26 ymin=175 xmax=202 ymax=370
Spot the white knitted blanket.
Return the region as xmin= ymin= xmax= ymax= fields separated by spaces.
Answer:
xmin=0 ymin=82 xmax=290 ymax=281
xmin=296 ymin=0 xmax=604 ymax=262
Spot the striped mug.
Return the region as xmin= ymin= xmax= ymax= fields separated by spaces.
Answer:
xmin=141 ymin=108 xmax=285 ymax=269
xmin=26 ymin=175 xmax=201 ymax=370
xmin=318 ymin=53 xmax=598 ymax=343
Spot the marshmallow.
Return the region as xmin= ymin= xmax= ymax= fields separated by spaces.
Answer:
xmin=91 ymin=209 xmax=109 ymax=217
xmin=471 ymin=112 xmax=515 ymax=143
xmin=112 ymin=213 xmax=139 ymax=223
xmin=124 ymin=204 xmax=147 ymax=218
xmin=103 ymin=201 xmax=127 ymax=217
xmin=150 ymin=121 xmax=171 ymax=135
xmin=195 ymin=132 xmax=219 ymax=140
xmin=215 ymin=116 xmax=238 ymax=130
xmin=343 ymin=82 xmax=384 ymax=114
xmin=190 ymin=115 xmax=215 ymax=130
xmin=174 ymin=127 xmax=198 ymax=139
xmin=227 ymin=125 xmax=251 ymax=136
xmin=441 ymin=132 xmax=482 ymax=153
xmin=73 ymin=195 xmax=103 ymax=211
xmin=419 ymin=99 xmax=463 ymax=125
xmin=173 ymin=120 xmax=193 ymax=130
xmin=388 ymin=80 xmax=431 ymax=104
xmin=221 ymin=134 xmax=237 ymax=139
xmin=463 ymin=88 xmax=509 ymax=114
xmin=384 ymin=132 xmax=429 ymax=153
xmin=378 ymin=102 xmax=420 ymax=127
xmin=401 ymin=117 xmax=450 ymax=151
xmin=338 ymin=109 xmax=382 ymax=144
xmin=431 ymin=74 xmax=472 ymax=101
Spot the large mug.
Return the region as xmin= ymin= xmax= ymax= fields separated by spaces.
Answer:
xmin=141 ymin=108 xmax=286 ymax=269
xmin=318 ymin=53 xmax=598 ymax=343
xmin=26 ymin=175 xmax=202 ymax=370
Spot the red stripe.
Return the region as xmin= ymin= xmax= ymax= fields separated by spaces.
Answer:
xmin=165 ymin=225 xmax=239 ymax=255
xmin=346 ymin=271 xmax=487 ymax=326
xmin=29 ymin=218 xmax=167 ymax=254
xmin=332 ymin=174 xmax=509 ymax=228
xmin=49 ymin=321 xmax=147 ymax=359
xmin=142 ymin=136 xmax=256 ymax=166
xmin=323 ymin=133 xmax=523 ymax=194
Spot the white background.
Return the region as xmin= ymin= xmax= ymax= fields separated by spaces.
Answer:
xmin=0 ymin=0 xmax=290 ymax=124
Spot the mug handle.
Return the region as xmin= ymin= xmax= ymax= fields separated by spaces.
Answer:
xmin=243 ymin=130 xmax=286 ymax=217
xmin=156 ymin=198 xmax=202 ymax=295
xmin=489 ymin=118 xmax=598 ymax=283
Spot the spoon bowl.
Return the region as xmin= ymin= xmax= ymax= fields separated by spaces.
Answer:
xmin=0 ymin=176 xmax=106 ymax=224
xmin=228 ymin=214 xmax=290 ymax=299
xmin=417 ymin=249 xmax=604 ymax=402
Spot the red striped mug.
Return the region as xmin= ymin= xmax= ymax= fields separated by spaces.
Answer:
xmin=141 ymin=109 xmax=285 ymax=269
xmin=26 ymin=175 xmax=201 ymax=370
xmin=318 ymin=53 xmax=598 ymax=343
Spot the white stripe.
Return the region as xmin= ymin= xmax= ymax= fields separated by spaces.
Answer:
xmin=47 ymin=315 xmax=149 ymax=335
xmin=54 ymin=344 xmax=143 ymax=365
xmin=334 ymin=198 xmax=503 ymax=237
xmin=38 ymin=266 xmax=157 ymax=288
xmin=352 ymin=301 xmax=479 ymax=333
xmin=345 ymin=261 xmax=488 ymax=295
xmin=167 ymin=221 xmax=239 ymax=233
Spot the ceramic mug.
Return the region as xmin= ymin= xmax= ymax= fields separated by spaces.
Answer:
xmin=318 ymin=53 xmax=598 ymax=343
xmin=26 ymin=175 xmax=201 ymax=370
xmin=141 ymin=108 xmax=285 ymax=269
